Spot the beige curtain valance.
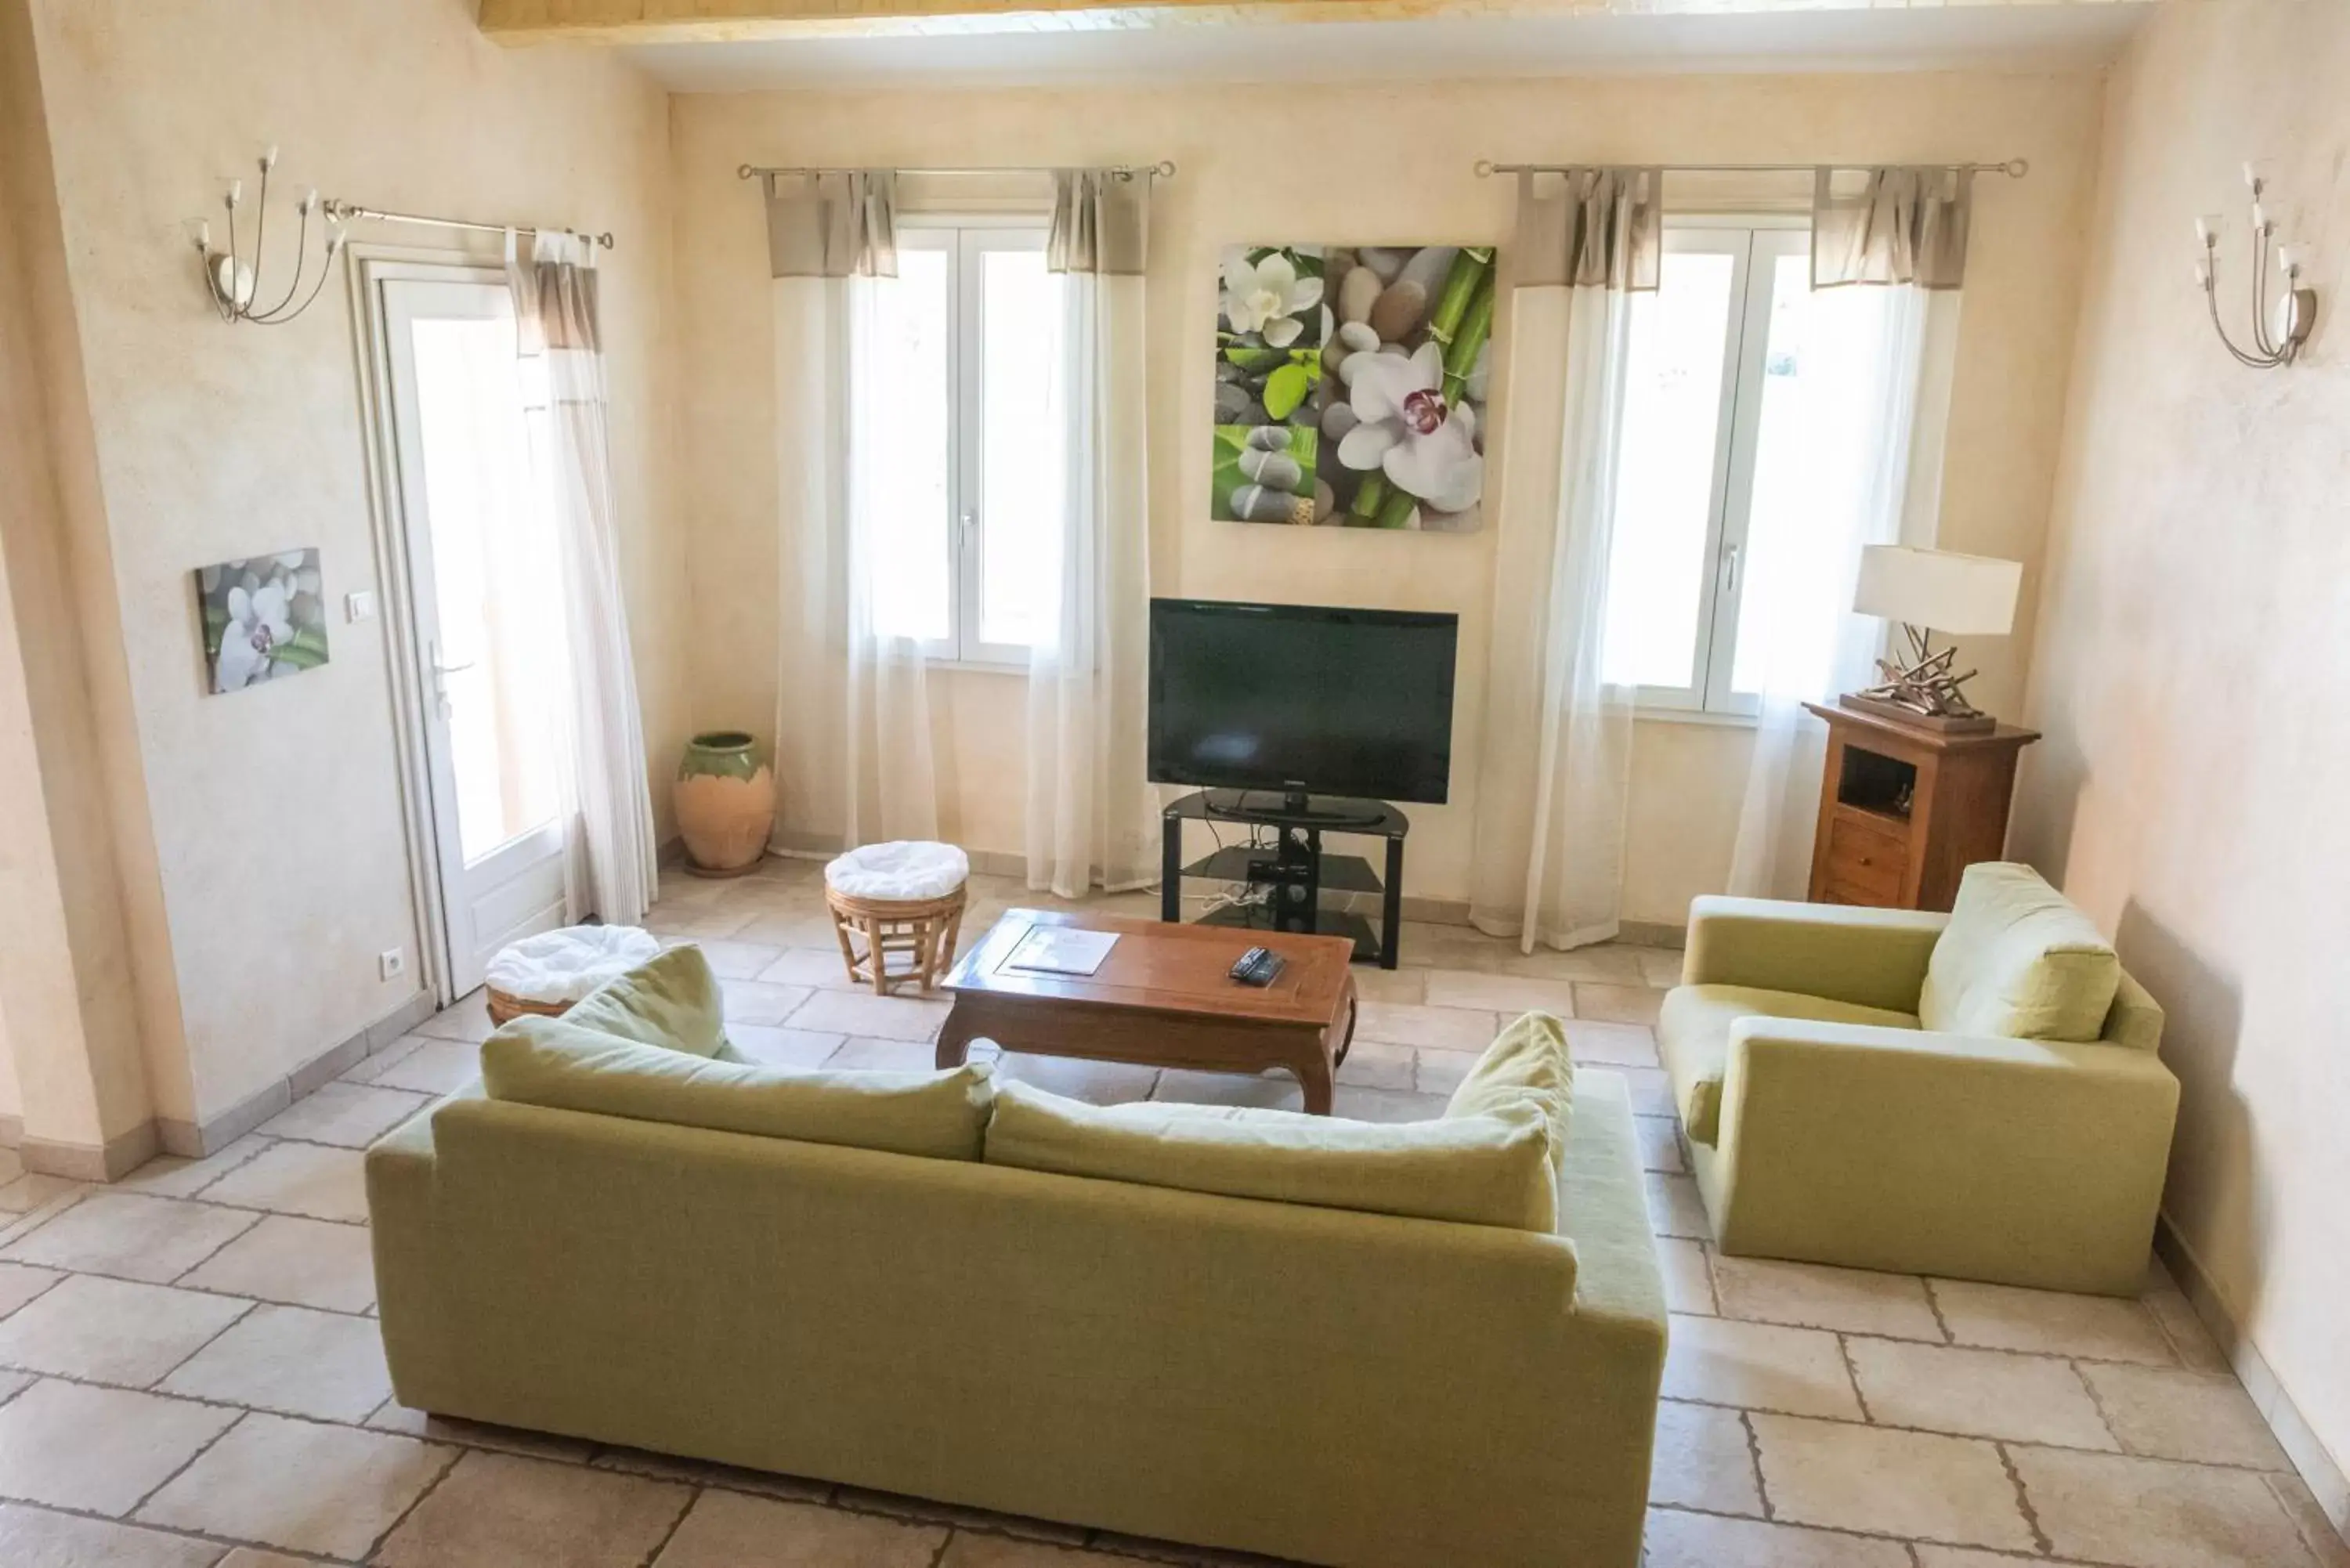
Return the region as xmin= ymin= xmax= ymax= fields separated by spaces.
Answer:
xmin=1812 ymin=166 xmax=1973 ymax=291
xmin=1512 ymin=168 xmax=1663 ymax=291
xmin=1048 ymin=170 xmax=1149 ymax=276
xmin=765 ymin=171 xmax=897 ymax=279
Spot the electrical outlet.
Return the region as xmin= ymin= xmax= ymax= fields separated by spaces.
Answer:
xmin=379 ymin=948 xmax=407 ymax=981
xmin=345 ymin=590 xmax=376 ymax=623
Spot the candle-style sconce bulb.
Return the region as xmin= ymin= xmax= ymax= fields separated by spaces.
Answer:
xmin=190 ymin=146 xmax=342 ymax=324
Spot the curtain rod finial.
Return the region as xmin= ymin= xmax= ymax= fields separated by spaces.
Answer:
xmin=2004 ymin=158 xmax=2030 ymax=179
xmin=737 ymin=164 xmax=756 ymax=180
xmin=1473 ymin=159 xmax=1495 ymax=179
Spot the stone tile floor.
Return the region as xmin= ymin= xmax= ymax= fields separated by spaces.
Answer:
xmin=0 ymin=856 xmax=2343 ymax=1566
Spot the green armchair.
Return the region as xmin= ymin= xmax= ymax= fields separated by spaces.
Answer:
xmin=1659 ymin=868 xmax=2178 ymax=1296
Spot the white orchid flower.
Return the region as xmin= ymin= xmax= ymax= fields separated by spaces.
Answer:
xmin=1335 ymin=341 xmax=1485 ymax=514
xmin=1221 ymin=251 xmax=1324 ymax=350
xmin=215 ymin=578 xmax=293 ymax=689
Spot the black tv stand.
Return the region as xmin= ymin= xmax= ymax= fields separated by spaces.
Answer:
xmin=1160 ymin=791 xmax=1410 ymax=968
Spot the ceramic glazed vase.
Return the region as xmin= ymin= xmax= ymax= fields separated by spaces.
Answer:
xmin=674 ymin=731 xmax=775 ymax=876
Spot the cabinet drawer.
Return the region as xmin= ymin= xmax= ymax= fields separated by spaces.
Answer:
xmin=1823 ymin=812 xmax=1908 ymax=901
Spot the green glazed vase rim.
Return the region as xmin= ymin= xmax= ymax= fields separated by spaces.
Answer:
xmin=688 ymin=730 xmax=757 ymax=752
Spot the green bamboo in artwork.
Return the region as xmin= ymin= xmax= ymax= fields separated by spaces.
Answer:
xmin=1441 ymin=275 xmax=1496 ymax=406
xmin=1347 ymin=470 xmax=1391 ymax=524
xmin=1425 ymin=246 xmax=1495 ymax=352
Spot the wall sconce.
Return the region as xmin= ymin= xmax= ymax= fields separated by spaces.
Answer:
xmin=2196 ymin=163 xmax=2319 ymax=368
xmin=190 ymin=146 xmax=348 ymax=325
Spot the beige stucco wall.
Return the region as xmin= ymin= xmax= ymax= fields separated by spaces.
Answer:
xmin=13 ymin=0 xmax=684 ymax=1134
xmin=672 ymin=68 xmax=2102 ymax=922
xmin=0 ymin=0 xmax=173 ymax=1158
xmin=2012 ymin=0 xmax=2350 ymax=1497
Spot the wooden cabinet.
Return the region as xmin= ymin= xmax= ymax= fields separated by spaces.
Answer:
xmin=1802 ymin=701 xmax=2040 ymax=912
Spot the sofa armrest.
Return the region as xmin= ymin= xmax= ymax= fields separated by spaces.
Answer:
xmin=1712 ymin=1018 xmax=2178 ymax=1294
xmin=365 ymin=1084 xmax=478 ymax=1411
xmin=1681 ymin=897 xmax=1947 ymax=1014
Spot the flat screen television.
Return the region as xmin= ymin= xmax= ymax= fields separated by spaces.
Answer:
xmin=1148 ymin=598 xmax=1459 ymax=805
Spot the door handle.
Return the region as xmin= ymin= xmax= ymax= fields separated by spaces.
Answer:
xmin=1718 ymin=541 xmax=1742 ymax=598
xmin=426 ymin=641 xmax=473 ymax=715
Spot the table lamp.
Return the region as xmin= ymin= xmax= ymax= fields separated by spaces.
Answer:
xmin=1842 ymin=545 xmax=2023 ymax=733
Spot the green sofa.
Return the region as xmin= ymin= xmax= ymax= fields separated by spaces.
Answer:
xmin=1658 ymin=867 xmax=2178 ymax=1296
xmin=367 ymin=970 xmax=1667 ymax=1568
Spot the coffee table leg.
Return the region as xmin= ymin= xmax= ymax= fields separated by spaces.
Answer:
xmin=1292 ymin=1048 xmax=1334 ymax=1116
xmin=1332 ymin=987 xmax=1358 ymax=1068
xmin=935 ymin=1007 xmax=980 ymax=1071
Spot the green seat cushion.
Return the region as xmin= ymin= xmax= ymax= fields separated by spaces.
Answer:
xmin=1658 ymin=985 xmax=1919 ymax=1145
xmin=1445 ymin=1011 xmax=1574 ymax=1172
xmin=1918 ymin=863 xmax=2120 ymax=1043
xmin=984 ymin=1080 xmax=1559 ymax=1231
xmin=559 ymin=944 xmax=728 ymax=1059
xmin=481 ymin=1015 xmax=994 ymax=1161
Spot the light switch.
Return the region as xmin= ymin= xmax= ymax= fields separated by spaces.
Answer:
xmin=345 ymin=590 xmax=376 ymax=623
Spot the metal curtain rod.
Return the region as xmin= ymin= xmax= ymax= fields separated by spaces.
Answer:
xmin=1473 ymin=157 xmax=2029 ymax=180
xmin=322 ymin=201 xmax=616 ymax=249
xmin=736 ymin=160 xmax=1177 ymax=182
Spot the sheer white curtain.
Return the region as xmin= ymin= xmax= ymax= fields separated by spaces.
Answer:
xmin=1726 ymin=168 xmax=1969 ymax=898
xmin=506 ymin=229 xmax=658 ymax=923
xmin=1025 ymin=170 xmax=1159 ymax=897
xmin=765 ymin=172 xmax=940 ymax=850
xmin=1467 ymin=169 xmax=1661 ymax=951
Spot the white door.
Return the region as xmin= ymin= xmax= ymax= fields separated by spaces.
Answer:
xmin=375 ymin=272 xmax=570 ymax=996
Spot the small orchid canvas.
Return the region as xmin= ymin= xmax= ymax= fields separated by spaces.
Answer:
xmin=1213 ymin=243 xmax=1495 ymax=532
xmin=196 ymin=548 xmax=329 ymax=693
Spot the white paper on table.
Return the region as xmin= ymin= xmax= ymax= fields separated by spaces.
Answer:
xmin=1004 ymin=927 xmax=1120 ymax=977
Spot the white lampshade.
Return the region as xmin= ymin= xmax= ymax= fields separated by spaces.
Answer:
xmin=1853 ymin=546 xmax=2021 ymax=635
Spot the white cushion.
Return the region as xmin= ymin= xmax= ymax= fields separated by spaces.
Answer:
xmin=486 ymin=924 xmax=664 ymax=1004
xmin=826 ymin=840 xmax=970 ymax=901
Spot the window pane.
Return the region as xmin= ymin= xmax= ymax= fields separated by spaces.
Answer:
xmin=866 ymin=248 xmax=953 ymax=642
xmin=1730 ymin=252 xmax=1823 ymax=695
xmin=408 ymin=311 xmax=564 ymax=865
xmin=978 ymin=247 xmax=1060 ymax=649
xmin=1600 ymin=251 xmax=1737 ymax=691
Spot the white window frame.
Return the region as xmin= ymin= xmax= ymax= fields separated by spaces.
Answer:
xmin=891 ymin=215 xmax=1053 ymax=671
xmin=1623 ymin=216 xmax=1810 ymax=719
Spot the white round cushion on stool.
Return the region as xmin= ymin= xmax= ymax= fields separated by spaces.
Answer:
xmin=826 ymin=841 xmax=969 ymax=902
xmin=486 ymin=924 xmax=663 ymax=1005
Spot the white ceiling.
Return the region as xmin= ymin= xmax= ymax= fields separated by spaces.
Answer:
xmin=622 ymin=5 xmax=2151 ymax=93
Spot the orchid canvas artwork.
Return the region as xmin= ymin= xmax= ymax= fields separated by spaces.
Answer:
xmin=196 ymin=548 xmax=330 ymax=694
xmin=1213 ymin=243 xmax=1495 ymax=531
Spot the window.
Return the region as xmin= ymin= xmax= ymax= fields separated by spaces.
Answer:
xmin=1600 ymin=221 xmax=1819 ymax=714
xmin=865 ymin=220 xmax=1061 ymax=666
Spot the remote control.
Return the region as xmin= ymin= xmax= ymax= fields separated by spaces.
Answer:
xmin=1229 ymin=946 xmax=1285 ymax=986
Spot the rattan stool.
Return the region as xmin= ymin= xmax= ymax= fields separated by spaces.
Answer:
xmin=822 ymin=841 xmax=970 ymax=995
xmin=484 ymin=925 xmax=663 ymax=1026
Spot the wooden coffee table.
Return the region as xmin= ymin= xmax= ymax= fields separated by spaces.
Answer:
xmin=935 ymin=909 xmax=1359 ymax=1114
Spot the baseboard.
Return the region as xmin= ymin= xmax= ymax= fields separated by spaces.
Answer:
xmin=16 ymin=1119 xmax=160 ymax=1182
xmin=0 ymin=1113 xmax=19 ymax=1150
xmin=2155 ymin=1213 xmax=2350 ymax=1550
xmin=967 ymin=847 xmax=1024 ymax=880
xmin=154 ymin=987 xmax=439 ymax=1159
xmin=1618 ymin=919 xmax=1688 ymax=949
xmin=657 ymin=833 xmax=686 ymax=868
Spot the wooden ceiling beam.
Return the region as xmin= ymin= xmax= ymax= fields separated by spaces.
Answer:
xmin=477 ymin=0 xmax=2121 ymax=47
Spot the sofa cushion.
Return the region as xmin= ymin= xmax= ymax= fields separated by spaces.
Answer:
xmin=481 ymin=1015 xmax=993 ymax=1160
xmin=1658 ymin=985 xmax=1920 ymax=1145
xmin=1445 ymin=1011 xmax=1574 ymax=1171
xmin=1918 ymin=863 xmax=2120 ymax=1043
xmin=985 ymin=1080 xmax=1558 ymax=1231
xmin=559 ymin=944 xmax=728 ymax=1059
